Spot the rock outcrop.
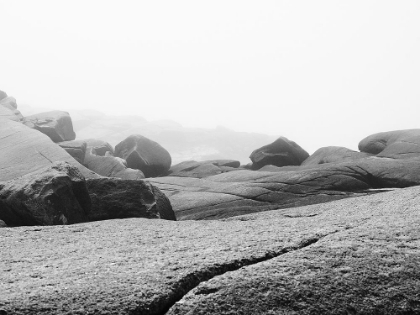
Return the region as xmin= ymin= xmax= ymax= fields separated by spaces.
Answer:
xmin=0 ymin=162 xmax=91 ymax=226
xmin=250 ymin=136 xmax=309 ymax=170
xmin=0 ymin=90 xmax=7 ymax=101
xmin=359 ymin=129 xmax=420 ymax=159
xmin=302 ymin=146 xmax=371 ymax=166
xmin=150 ymin=155 xmax=420 ymax=220
xmin=86 ymin=178 xmax=175 ymax=221
xmin=23 ymin=110 xmax=76 ymax=142
xmin=1 ymin=186 xmax=419 ymax=314
xmin=83 ymin=148 xmax=145 ymax=180
xmin=169 ymin=160 xmax=240 ymax=178
xmin=115 ymin=134 xmax=172 ymax=177
xmin=0 ymin=119 xmax=98 ymax=182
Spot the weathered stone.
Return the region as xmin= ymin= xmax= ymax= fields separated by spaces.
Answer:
xmin=302 ymin=146 xmax=371 ymax=166
xmin=0 ymin=162 xmax=91 ymax=226
xmin=0 ymin=219 xmax=7 ymax=227
xmin=0 ymin=96 xmax=24 ymax=121
xmin=1 ymin=186 xmax=419 ymax=314
xmin=86 ymin=178 xmax=175 ymax=221
xmin=58 ymin=140 xmax=87 ymax=164
xmin=169 ymin=160 xmax=240 ymax=178
xmin=359 ymin=129 xmax=420 ymax=159
xmin=115 ymin=134 xmax=172 ymax=177
xmin=250 ymin=136 xmax=309 ymax=169
xmin=150 ymin=156 xmax=420 ymax=220
xmin=0 ymin=119 xmax=98 ymax=182
xmin=84 ymin=138 xmax=114 ymax=156
xmin=83 ymin=148 xmax=145 ymax=180
xmin=23 ymin=110 xmax=76 ymax=142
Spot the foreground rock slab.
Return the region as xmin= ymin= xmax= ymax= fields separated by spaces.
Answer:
xmin=1 ymin=186 xmax=419 ymax=314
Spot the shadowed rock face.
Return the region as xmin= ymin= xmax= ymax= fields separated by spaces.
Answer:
xmin=0 ymin=162 xmax=91 ymax=226
xmin=359 ymin=129 xmax=420 ymax=159
xmin=84 ymin=138 xmax=114 ymax=156
xmin=86 ymin=178 xmax=175 ymax=221
xmin=250 ymin=136 xmax=309 ymax=170
xmin=23 ymin=111 xmax=76 ymax=142
xmin=0 ymin=120 xmax=98 ymax=182
xmin=115 ymin=134 xmax=172 ymax=177
xmin=58 ymin=140 xmax=87 ymax=164
xmin=1 ymin=186 xmax=419 ymax=314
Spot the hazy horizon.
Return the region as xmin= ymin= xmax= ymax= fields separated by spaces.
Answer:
xmin=2 ymin=1 xmax=420 ymax=154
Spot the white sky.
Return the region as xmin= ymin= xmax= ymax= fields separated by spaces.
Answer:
xmin=1 ymin=0 xmax=420 ymax=154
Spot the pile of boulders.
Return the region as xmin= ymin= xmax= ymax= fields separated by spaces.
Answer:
xmin=0 ymin=90 xmax=175 ymax=227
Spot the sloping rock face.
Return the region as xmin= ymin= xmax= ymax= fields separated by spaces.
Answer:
xmin=359 ymin=129 xmax=420 ymax=159
xmin=115 ymin=134 xmax=172 ymax=177
xmin=0 ymin=162 xmax=91 ymax=226
xmin=83 ymin=149 xmax=145 ymax=180
xmin=150 ymin=156 xmax=420 ymax=220
xmin=169 ymin=160 xmax=240 ymax=178
xmin=302 ymin=146 xmax=371 ymax=166
xmin=86 ymin=178 xmax=175 ymax=221
xmin=0 ymin=96 xmax=24 ymax=121
xmin=0 ymin=90 xmax=7 ymax=100
xmin=0 ymin=119 xmax=98 ymax=182
xmin=23 ymin=111 xmax=76 ymax=142
xmin=250 ymin=136 xmax=309 ymax=170
xmin=1 ymin=186 xmax=419 ymax=314
xmin=58 ymin=140 xmax=87 ymax=164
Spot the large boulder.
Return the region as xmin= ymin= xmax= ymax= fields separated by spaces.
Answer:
xmin=115 ymin=134 xmax=172 ymax=177
xmin=83 ymin=148 xmax=145 ymax=180
xmin=169 ymin=160 xmax=240 ymax=178
xmin=86 ymin=178 xmax=175 ymax=221
xmin=250 ymin=136 xmax=309 ymax=170
xmin=0 ymin=119 xmax=98 ymax=182
xmin=23 ymin=110 xmax=76 ymax=142
xmin=0 ymin=96 xmax=24 ymax=121
xmin=359 ymin=129 xmax=420 ymax=159
xmin=0 ymin=162 xmax=91 ymax=226
xmin=58 ymin=140 xmax=87 ymax=164
xmin=302 ymin=146 xmax=371 ymax=166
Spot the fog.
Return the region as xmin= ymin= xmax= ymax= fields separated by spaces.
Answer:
xmin=2 ymin=0 xmax=420 ymax=154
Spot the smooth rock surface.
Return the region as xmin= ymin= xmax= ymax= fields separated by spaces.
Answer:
xmin=150 ymin=156 xmax=420 ymax=220
xmin=0 ymin=90 xmax=7 ymax=101
xmin=23 ymin=111 xmax=76 ymax=142
xmin=1 ymin=186 xmax=419 ymax=314
xmin=302 ymin=146 xmax=371 ymax=166
xmin=115 ymin=134 xmax=172 ymax=177
xmin=83 ymin=148 xmax=145 ymax=180
xmin=359 ymin=129 xmax=420 ymax=159
xmin=86 ymin=178 xmax=175 ymax=221
xmin=84 ymin=138 xmax=114 ymax=156
xmin=0 ymin=119 xmax=98 ymax=182
xmin=0 ymin=162 xmax=91 ymax=226
xmin=169 ymin=160 xmax=240 ymax=178
xmin=250 ymin=136 xmax=309 ymax=170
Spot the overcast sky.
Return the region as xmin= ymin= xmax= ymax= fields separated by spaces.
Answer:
xmin=2 ymin=1 xmax=420 ymax=153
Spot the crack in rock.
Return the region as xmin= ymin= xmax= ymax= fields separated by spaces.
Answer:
xmin=130 ymin=230 xmax=341 ymax=315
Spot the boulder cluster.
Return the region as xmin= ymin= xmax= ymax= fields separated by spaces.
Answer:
xmin=0 ymin=90 xmax=175 ymax=227
xmin=2 ymin=88 xmax=420 ymax=226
